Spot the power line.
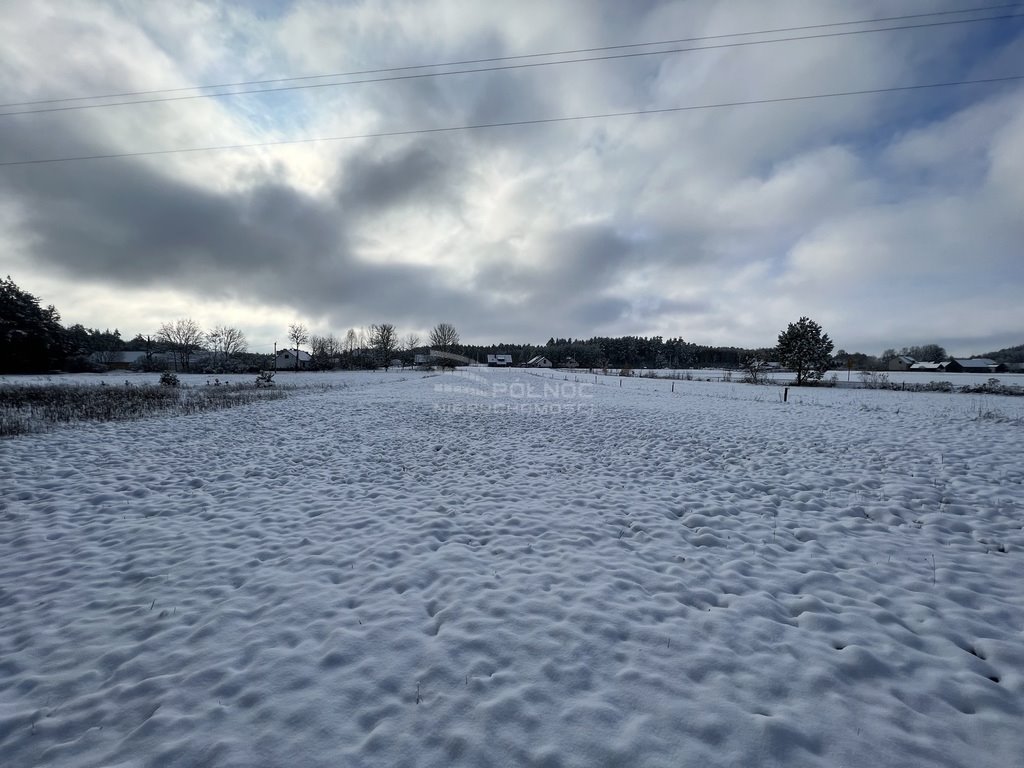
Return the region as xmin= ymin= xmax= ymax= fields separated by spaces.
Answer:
xmin=1 ymin=11 xmax=1020 ymax=117
xmin=2 ymin=74 xmax=1019 ymax=168
xmin=3 ymin=3 xmax=1017 ymax=110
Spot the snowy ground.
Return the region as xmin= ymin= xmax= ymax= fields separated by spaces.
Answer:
xmin=607 ymin=368 xmax=1024 ymax=387
xmin=1 ymin=370 xmax=1022 ymax=767
xmin=4 ymin=366 xmax=1020 ymax=389
xmin=0 ymin=370 xmax=413 ymax=388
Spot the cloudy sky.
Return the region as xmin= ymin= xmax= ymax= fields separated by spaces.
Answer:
xmin=1 ymin=1 xmax=1022 ymax=355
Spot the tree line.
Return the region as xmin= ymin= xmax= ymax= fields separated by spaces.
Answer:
xmin=3 ymin=275 xmax=1021 ymax=375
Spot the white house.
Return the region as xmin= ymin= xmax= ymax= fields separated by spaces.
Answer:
xmin=275 ymin=349 xmax=312 ymax=370
xmin=526 ymin=355 xmax=552 ymax=368
xmin=487 ymin=353 xmax=514 ymax=367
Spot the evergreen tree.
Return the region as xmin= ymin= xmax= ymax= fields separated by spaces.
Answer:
xmin=776 ymin=316 xmax=834 ymax=385
xmin=0 ymin=276 xmax=70 ymax=373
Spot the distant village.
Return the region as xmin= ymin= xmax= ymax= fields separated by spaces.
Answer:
xmin=886 ymin=356 xmax=1022 ymax=374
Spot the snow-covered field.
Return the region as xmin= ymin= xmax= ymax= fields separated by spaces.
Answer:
xmin=0 ymin=370 xmax=411 ymax=388
xmin=1 ymin=370 xmax=1022 ymax=767
xmin=606 ymin=368 xmax=1024 ymax=388
xmin=5 ymin=366 xmax=1021 ymax=389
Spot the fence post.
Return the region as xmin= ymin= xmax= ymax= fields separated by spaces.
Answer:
xmin=784 ymin=387 xmax=789 ymax=402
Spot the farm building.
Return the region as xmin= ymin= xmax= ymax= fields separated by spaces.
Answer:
xmin=526 ymin=356 xmax=552 ymax=368
xmin=889 ymin=356 xmax=916 ymax=371
xmin=274 ymin=349 xmax=312 ymax=370
xmin=909 ymin=362 xmax=946 ymax=371
xmin=487 ymin=354 xmax=514 ymax=367
xmin=943 ymin=358 xmax=1005 ymax=373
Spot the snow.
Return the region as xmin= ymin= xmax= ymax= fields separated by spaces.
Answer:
xmin=0 ymin=370 xmax=409 ymax=388
xmin=1 ymin=369 xmax=1022 ymax=767
xmin=608 ymin=368 xmax=1024 ymax=387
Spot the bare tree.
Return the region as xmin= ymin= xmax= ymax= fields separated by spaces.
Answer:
xmin=404 ymin=333 xmax=421 ymax=352
xmin=429 ymin=322 xmax=459 ymax=351
xmin=288 ymin=323 xmax=309 ymax=372
xmin=741 ymin=356 xmax=770 ymax=385
xmin=158 ymin=318 xmax=205 ymax=371
xmin=899 ymin=344 xmax=948 ymax=363
xmin=311 ymin=333 xmax=341 ymax=369
xmin=339 ymin=329 xmax=356 ymax=368
xmin=370 ymin=323 xmax=399 ymax=370
xmin=206 ymin=325 xmax=247 ymax=369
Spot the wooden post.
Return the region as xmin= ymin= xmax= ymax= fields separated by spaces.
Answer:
xmin=784 ymin=387 xmax=789 ymax=402
xmin=671 ymin=382 xmax=675 ymax=393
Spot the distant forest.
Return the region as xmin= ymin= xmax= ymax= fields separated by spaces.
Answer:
xmin=454 ymin=337 xmax=775 ymax=370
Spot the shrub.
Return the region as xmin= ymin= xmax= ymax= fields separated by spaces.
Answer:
xmin=741 ymin=357 xmax=769 ymax=384
xmin=961 ymin=379 xmax=1023 ymax=396
xmin=858 ymin=371 xmax=891 ymax=389
xmin=160 ymin=371 xmax=180 ymax=387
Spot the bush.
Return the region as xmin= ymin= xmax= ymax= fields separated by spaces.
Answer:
xmin=160 ymin=371 xmax=180 ymax=387
xmin=742 ymin=358 xmax=769 ymax=384
xmin=858 ymin=371 xmax=891 ymax=389
xmin=961 ymin=379 xmax=1024 ymax=396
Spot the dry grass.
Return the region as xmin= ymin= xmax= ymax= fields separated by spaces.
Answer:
xmin=0 ymin=382 xmax=288 ymax=436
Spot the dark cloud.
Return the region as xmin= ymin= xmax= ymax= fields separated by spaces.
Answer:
xmin=570 ymin=297 xmax=630 ymax=328
xmin=0 ymin=119 xmax=523 ymax=335
xmin=2 ymin=141 xmax=342 ymax=288
xmin=335 ymin=140 xmax=462 ymax=213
